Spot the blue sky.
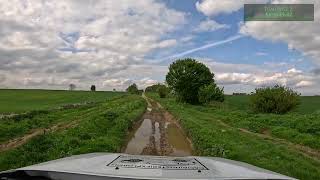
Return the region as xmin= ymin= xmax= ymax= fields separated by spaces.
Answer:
xmin=151 ymin=0 xmax=313 ymax=68
xmin=0 ymin=0 xmax=319 ymax=95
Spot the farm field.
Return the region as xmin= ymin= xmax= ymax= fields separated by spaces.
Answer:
xmin=148 ymin=93 xmax=320 ymax=180
xmin=0 ymin=89 xmax=125 ymax=114
xmin=0 ymin=94 xmax=146 ymax=171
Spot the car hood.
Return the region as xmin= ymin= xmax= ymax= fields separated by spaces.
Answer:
xmin=0 ymin=153 xmax=296 ymax=180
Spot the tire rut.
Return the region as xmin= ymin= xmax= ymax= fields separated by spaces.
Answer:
xmin=216 ymin=119 xmax=320 ymax=162
xmin=0 ymin=120 xmax=79 ymax=152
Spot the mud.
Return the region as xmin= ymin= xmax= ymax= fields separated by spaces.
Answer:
xmin=123 ymin=95 xmax=193 ymax=156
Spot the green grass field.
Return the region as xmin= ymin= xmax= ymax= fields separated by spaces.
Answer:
xmin=1 ymin=89 xmax=319 ymax=179
xmin=149 ymin=93 xmax=320 ymax=180
xmin=0 ymin=89 xmax=125 ymax=114
xmin=0 ymin=94 xmax=146 ymax=171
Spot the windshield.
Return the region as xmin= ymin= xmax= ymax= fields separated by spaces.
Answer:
xmin=0 ymin=1 xmax=319 ymax=180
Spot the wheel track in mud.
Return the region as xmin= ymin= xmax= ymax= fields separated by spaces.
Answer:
xmin=123 ymin=94 xmax=193 ymax=156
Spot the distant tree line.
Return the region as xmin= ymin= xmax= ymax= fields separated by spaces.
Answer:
xmin=233 ymin=93 xmax=247 ymax=96
xmin=126 ymin=83 xmax=143 ymax=95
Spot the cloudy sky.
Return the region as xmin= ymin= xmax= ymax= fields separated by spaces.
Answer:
xmin=0 ymin=0 xmax=319 ymax=95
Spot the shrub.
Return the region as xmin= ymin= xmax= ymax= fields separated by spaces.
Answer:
xmin=137 ymin=89 xmax=144 ymax=95
xmin=90 ymin=85 xmax=96 ymax=91
xmin=198 ymin=83 xmax=224 ymax=104
xmin=158 ymin=86 xmax=169 ymax=98
xmin=145 ymin=84 xmax=166 ymax=93
xmin=126 ymin=83 xmax=139 ymax=94
xmin=250 ymin=85 xmax=300 ymax=114
xmin=166 ymin=58 xmax=217 ymax=104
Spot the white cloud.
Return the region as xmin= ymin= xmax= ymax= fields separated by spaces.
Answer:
xmin=296 ymin=81 xmax=314 ymax=88
xmin=287 ymin=68 xmax=303 ymax=75
xmin=137 ymin=78 xmax=158 ymax=89
xmin=240 ymin=0 xmax=320 ymax=65
xmin=216 ymin=73 xmax=254 ymax=85
xmin=196 ymin=0 xmax=244 ymax=16
xmin=204 ymin=60 xmax=319 ymax=94
xmin=256 ymin=52 xmax=268 ymax=56
xmin=195 ymin=0 xmax=269 ymax=16
xmin=103 ymin=78 xmax=132 ymax=89
xmin=0 ymin=74 xmax=6 ymax=83
xmin=156 ymin=39 xmax=178 ymax=48
xmin=102 ymin=77 xmax=157 ymax=90
xmin=181 ymin=36 xmax=194 ymax=42
xmin=0 ymin=0 xmax=185 ymax=90
xmin=195 ymin=19 xmax=230 ymax=32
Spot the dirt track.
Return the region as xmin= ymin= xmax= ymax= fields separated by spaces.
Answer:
xmin=123 ymin=94 xmax=193 ymax=156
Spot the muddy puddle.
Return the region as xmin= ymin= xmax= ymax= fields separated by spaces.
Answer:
xmin=123 ymin=95 xmax=193 ymax=156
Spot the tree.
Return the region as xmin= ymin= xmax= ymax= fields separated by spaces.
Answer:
xmin=250 ymin=85 xmax=300 ymax=114
xmin=158 ymin=85 xmax=169 ymax=98
xmin=198 ymin=83 xmax=224 ymax=104
xmin=90 ymin=85 xmax=96 ymax=91
xmin=145 ymin=83 xmax=167 ymax=93
xmin=166 ymin=58 xmax=220 ymax=104
xmin=126 ymin=83 xmax=139 ymax=94
xmin=69 ymin=84 xmax=76 ymax=91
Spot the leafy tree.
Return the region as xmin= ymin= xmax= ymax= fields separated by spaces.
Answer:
xmin=158 ymin=85 xmax=169 ymax=98
xmin=198 ymin=83 xmax=224 ymax=104
xmin=69 ymin=84 xmax=76 ymax=91
xmin=145 ymin=83 xmax=166 ymax=93
xmin=90 ymin=85 xmax=96 ymax=91
xmin=250 ymin=85 xmax=300 ymax=114
xmin=126 ymin=83 xmax=139 ymax=94
xmin=138 ymin=89 xmax=144 ymax=95
xmin=166 ymin=58 xmax=219 ymax=104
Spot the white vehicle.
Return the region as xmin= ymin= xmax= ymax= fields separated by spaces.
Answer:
xmin=0 ymin=153 xmax=296 ymax=180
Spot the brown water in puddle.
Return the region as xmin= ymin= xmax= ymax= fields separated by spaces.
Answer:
xmin=123 ymin=96 xmax=193 ymax=156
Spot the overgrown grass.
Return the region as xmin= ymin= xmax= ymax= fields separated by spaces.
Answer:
xmin=0 ymin=95 xmax=146 ymax=171
xmin=0 ymin=89 xmax=125 ymax=114
xmin=149 ymin=93 xmax=320 ymax=180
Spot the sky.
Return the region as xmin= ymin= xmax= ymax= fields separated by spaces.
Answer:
xmin=0 ymin=0 xmax=319 ymax=95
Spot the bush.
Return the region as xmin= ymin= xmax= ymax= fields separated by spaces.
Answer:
xmin=250 ymin=85 xmax=300 ymax=114
xmin=158 ymin=86 xmax=168 ymax=98
xmin=145 ymin=84 xmax=166 ymax=93
xmin=166 ymin=58 xmax=217 ymax=104
xmin=198 ymin=83 xmax=224 ymax=104
xmin=126 ymin=83 xmax=139 ymax=94
xmin=137 ymin=90 xmax=144 ymax=95
xmin=90 ymin=85 xmax=96 ymax=91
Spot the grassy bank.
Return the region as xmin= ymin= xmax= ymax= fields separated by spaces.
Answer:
xmin=0 ymin=95 xmax=146 ymax=171
xmin=149 ymin=93 xmax=320 ymax=180
xmin=0 ymin=89 xmax=124 ymax=114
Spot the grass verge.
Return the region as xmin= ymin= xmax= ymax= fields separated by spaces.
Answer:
xmin=149 ymin=93 xmax=320 ymax=180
